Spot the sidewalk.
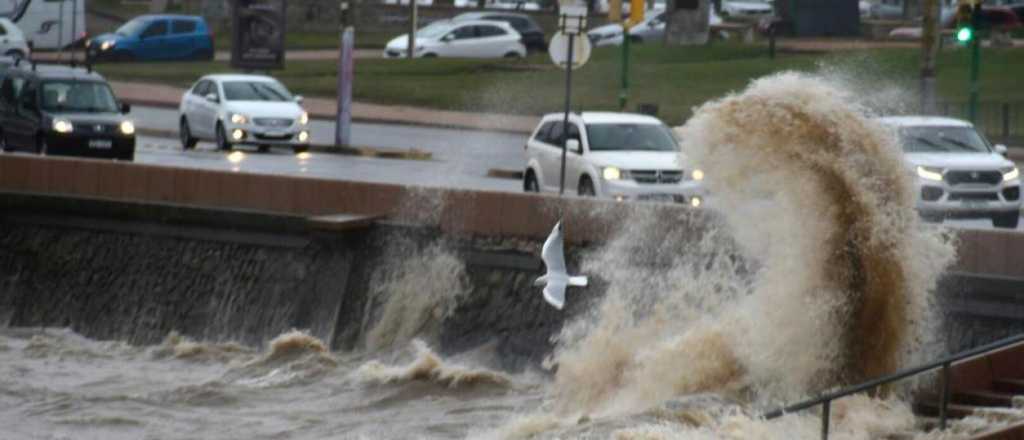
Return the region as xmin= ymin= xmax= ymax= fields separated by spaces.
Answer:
xmin=110 ymin=81 xmax=538 ymax=134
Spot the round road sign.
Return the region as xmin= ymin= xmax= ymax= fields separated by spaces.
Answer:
xmin=548 ymin=31 xmax=592 ymax=69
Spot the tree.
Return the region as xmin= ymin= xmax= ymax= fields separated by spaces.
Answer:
xmin=664 ymin=0 xmax=710 ymax=45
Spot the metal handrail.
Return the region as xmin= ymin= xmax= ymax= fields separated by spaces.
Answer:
xmin=762 ymin=333 xmax=1024 ymax=439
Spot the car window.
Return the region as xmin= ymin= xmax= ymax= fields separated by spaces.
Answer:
xmin=585 ymin=123 xmax=679 ymax=151
xmin=451 ymin=25 xmax=476 ymax=40
xmin=478 ymin=25 xmax=506 ymax=37
xmin=545 ymin=122 xmax=581 ymax=145
xmin=191 ymin=80 xmax=208 ymax=96
xmin=898 ymin=126 xmax=991 ymax=153
xmin=116 ymin=18 xmax=149 ymax=37
xmin=141 ymin=20 xmax=168 ymax=38
xmin=534 ymin=121 xmax=555 ymax=143
xmin=40 ymin=81 xmax=120 ymax=113
xmin=171 ymin=19 xmax=198 ymax=34
xmin=222 ymin=81 xmax=293 ymax=101
xmin=18 ymin=80 xmax=36 ymax=112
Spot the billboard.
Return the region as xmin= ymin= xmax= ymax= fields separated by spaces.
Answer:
xmin=231 ymin=0 xmax=286 ymax=70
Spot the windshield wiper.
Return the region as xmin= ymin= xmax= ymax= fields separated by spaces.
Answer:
xmin=910 ymin=136 xmax=950 ymax=152
xmin=941 ymin=137 xmax=983 ymax=152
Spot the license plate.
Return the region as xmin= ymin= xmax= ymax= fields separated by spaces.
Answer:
xmin=642 ymin=194 xmax=674 ymax=202
xmin=963 ymin=200 xmax=989 ymax=208
xmin=88 ymin=139 xmax=112 ymax=149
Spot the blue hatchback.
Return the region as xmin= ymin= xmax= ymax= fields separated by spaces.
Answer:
xmin=87 ymin=15 xmax=214 ymax=62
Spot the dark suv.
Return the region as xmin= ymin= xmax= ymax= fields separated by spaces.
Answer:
xmin=453 ymin=12 xmax=547 ymax=51
xmin=0 ymin=62 xmax=136 ymax=161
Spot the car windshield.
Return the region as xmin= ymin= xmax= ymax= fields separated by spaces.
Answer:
xmin=115 ymin=18 xmax=149 ymax=37
xmin=417 ymin=21 xmax=453 ymax=38
xmin=586 ymin=123 xmax=679 ymax=151
xmin=899 ymin=126 xmax=991 ymax=153
xmin=41 ymin=81 xmax=119 ymax=113
xmin=222 ymin=81 xmax=293 ymax=102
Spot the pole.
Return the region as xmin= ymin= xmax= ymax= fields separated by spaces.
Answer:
xmin=559 ymin=32 xmax=574 ymax=195
xmin=920 ymin=0 xmax=939 ymax=114
xmin=336 ymin=26 xmax=354 ymax=148
xmin=58 ymin=0 xmax=65 ymax=60
xmin=968 ymin=5 xmax=980 ymax=123
xmin=619 ymin=24 xmax=630 ymax=110
xmin=72 ymin=0 xmax=78 ymax=60
xmin=407 ymin=0 xmax=418 ymax=59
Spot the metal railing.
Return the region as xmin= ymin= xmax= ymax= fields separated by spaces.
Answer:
xmin=936 ymin=101 xmax=1024 ymax=146
xmin=762 ymin=333 xmax=1024 ymax=440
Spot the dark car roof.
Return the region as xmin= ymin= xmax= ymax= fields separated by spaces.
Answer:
xmin=454 ymin=12 xmax=542 ymax=31
xmin=11 ymin=63 xmax=107 ymax=82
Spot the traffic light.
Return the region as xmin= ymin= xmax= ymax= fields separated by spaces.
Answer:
xmin=956 ymin=25 xmax=974 ymax=43
xmin=955 ymin=2 xmax=978 ymax=44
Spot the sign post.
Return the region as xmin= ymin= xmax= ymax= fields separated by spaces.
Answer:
xmin=336 ymin=26 xmax=355 ymax=148
xmin=231 ymin=0 xmax=287 ymax=71
xmin=548 ymin=5 xmax=590 ymax=196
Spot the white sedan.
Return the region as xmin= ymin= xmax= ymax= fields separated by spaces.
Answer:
xmin=178 ymin=74 xmax=310 ymax=153
xmin=383 ymin=19 xmax=527 ymax=59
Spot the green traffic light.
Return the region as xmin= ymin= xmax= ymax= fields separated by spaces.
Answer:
xmin=956 ymin=26 xmax=974 ymax=43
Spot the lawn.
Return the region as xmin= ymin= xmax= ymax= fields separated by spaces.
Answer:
xmin=95 ymin=44 xmax=1024 ymax=126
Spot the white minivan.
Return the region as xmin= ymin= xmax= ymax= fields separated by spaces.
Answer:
xmin=523 ymin=112 xmax=706 ymax=206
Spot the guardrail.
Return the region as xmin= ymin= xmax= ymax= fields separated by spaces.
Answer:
xmin=937 ymin=101 xmax=1024 ymax=146
xmin=762 ymin=332 xmax=1024 ymax=440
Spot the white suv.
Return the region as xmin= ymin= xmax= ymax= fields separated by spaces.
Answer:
xmin=0 ymin=18 xmax=30 ymax=59
xmin=523 ymin=112 xmax=706 ymax=206
xmin=881 ymin=116 xmax=1021 ymax=228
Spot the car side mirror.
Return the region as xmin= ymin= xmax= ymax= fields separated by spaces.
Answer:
xmin=566 ymin=138 xmax=581 ymax=154
xmin=120 ymin=102 xmax=131 ymax=114
xmin=995 ymin=144 xmax=1008 ymax=155
xmin=205 ymin=93 xmax=218 ymax=103
xmin=293 ymin=95 xmax=304 ymax=104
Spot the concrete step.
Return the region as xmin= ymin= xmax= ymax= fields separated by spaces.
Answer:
xmin=993 ymin=378 xmax=1024 ymax=394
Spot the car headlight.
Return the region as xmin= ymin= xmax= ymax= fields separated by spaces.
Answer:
xmin=52 ymin=118 xmax=73 ymax=133
xmin=119 ymin=120 xmax=135 ymax=136
xmin=100 ymin=41 xmax=114 ymax=51
xmin=230 ymin=113 xmax=248 ymax=125
xmin=603 ymin=166 xmax=624 ymax=180
xmin=691 ymin=169 xmax=705 ymax=181
xmin=85 ymin=40 xmax=92 ymax=48
xmin=916 ymin=166 xmax=944 ymax=182
xmin=299 ymin=111 xmax=309 ymax=125
xmin=1003 ymin=166 xmax=1020 ymax=182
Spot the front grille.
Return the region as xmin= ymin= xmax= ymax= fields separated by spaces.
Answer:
xmin=945 ymin=170 xmax=1002 ymax=186
xmin=74 ymin=123 xmax=116 ymax=134
xmin=948 ymin=192 xmax=1000 ymax=201
xmin=632 ymin=170 xmax=683 ymax=184
xmin=921 ymin=186 xmax=944 ymax=201
xmin=253 ymin=118 xmax=294 ymax=128
xmin=254 ymin=133 xmax=293 ymax=141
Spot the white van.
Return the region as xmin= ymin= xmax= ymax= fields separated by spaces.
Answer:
xmin=0 ymin=0 xmax=86 ymax=50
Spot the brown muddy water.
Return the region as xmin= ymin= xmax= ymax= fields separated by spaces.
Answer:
xmin=4 ymin=73 xmax=1024 ymax=439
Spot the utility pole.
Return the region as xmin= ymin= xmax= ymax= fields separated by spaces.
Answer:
xmin=407 ymin=0 xmax=418 ymax=59
xmin=968 ymin=5 xmax=980 ymax=123
xmin=920 ymin=0 xmax=940 ymax=114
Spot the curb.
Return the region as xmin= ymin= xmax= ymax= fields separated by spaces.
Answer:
xmin=136 ymin=128 xmax=432 ymax=161
xmin=122 ymin=97 xmax=534 ymax=136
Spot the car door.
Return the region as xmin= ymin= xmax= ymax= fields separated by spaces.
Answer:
xmin=195 ymin=80 xmax=220 ymax=138
xmin=441 ymin=24 xmax=478 ymax=57
xmin=476 ymin=24 xmax=510 ymax=57
xmin=564 ymin=122 xmax=588 ymax=192
xmin=12 ymin=79 xmax=40 ymax=150
xmin=137 ymin=19 xmax=170 ymax=60
xmin=183 ymin=80 xmax=208 ymax=138
xmin=539 ymin=121 xmax=568 ymax=192
xmin=170 ymin=19 xmax=198 ymax=59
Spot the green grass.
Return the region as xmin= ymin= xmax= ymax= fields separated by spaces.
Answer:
xmin=95 ymin=44 xmax=1024 ymax=125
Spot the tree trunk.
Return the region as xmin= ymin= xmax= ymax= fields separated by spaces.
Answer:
xmin=919 ymin=0 xmax=940 ymax=114
xmin=664 ymin=0 xmax=710 ymax=45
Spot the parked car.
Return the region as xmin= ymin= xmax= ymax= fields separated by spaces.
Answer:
xmin=487 ymin=0 xmax=542 ymax=11
xmin=880 ymin=116 xmax=1021 ymax=228
xmin=721 ymin=0 xmax=773 ymax=21
xmin=178 ymin=74 xmax=310 ymax=153
xmin=523 ymin=112 xmax=706 ymax=205
xmin=86 ymin=14 xmax=214 ymax=62
xmin=384 ymin=20 xmax=526 ymax=58
xmin=587 ymin=9 xmax=722 ymax=46
xmin=453 ymin=12 xmax=546 ymax=51
xmin=0 ymin=18 xmax=31 ymax=59
xmin=0 ymin=62 xmax=136 ymax=160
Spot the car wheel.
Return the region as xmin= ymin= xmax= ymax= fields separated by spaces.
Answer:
xmin=524 ymin=170 xmax=540 ymax=193
xmin=215 ymin=123 xmax=232 ymax=152
xmin=258 ymin=145 xmax=270 ymax=153
xmin=180 ymin=117 xmax=197 ymax=150
xmin=503 ymin=51 xmax=521 ymax=59
xmin=195 ymin=48 xmax=214 ymax=61
xmin=578 ymin=176 xmax=596 ymax=197
xmin=993 ymin=212 xmax=1020 ymax=229
xmin=35 ymin=135 xmax=48 ymax=156
xmin=422 ymin=53 xmax=438 ymax=58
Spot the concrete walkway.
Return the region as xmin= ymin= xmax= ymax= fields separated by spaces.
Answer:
xmin=110 ymin=81 xmax=538 ymax=134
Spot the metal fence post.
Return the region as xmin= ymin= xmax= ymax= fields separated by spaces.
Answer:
xmin=821 ymin=400 xmax=831 ymax=440
xmin=940 ymin=362 xmax=950 ymax=430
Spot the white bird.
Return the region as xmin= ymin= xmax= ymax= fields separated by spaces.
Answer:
xmin=534 ymin=221 xmax=588 ymax=310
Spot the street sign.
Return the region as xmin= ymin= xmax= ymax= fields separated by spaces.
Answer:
xmin=548 ymin=32 xmax=592 ymax=69
xmin=231 ymin=0 xmax=287 ymax=70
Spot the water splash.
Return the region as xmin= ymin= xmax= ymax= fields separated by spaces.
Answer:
xmin=354 ymin=339 xmax=511 ymax=388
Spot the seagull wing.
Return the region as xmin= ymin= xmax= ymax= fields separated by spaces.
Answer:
xmin=541 ymin=221 xmax=567 ymax=274
xmin=543 ymin=280 xmax=567 ymax=310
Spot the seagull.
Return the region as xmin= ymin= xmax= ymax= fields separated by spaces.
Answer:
xmin=534 ymin=221 xmax=588 ymax=310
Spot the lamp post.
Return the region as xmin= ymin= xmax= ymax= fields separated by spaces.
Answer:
xmin=555 ymin=5 xmax=587 ymax=195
